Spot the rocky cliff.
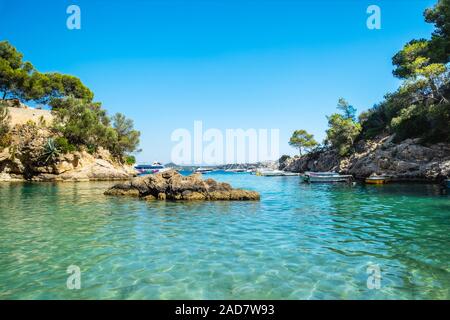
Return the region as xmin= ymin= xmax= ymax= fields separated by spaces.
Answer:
xmin=0 ymin=108 xmax=136 ymax=182
xmin=280 ymin=135 xmax=450 ymax=182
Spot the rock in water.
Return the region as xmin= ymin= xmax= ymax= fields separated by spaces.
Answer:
xmin=104 ymin=170 xmax=260 ymax=201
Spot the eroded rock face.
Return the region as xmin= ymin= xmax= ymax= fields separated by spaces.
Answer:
xmin=105 ymin=170 xmax=260 ymax=201
xmin=0 ymin=104 xmax=137 ymax=182
xmin=280 ymin=135 xmax=450 ymax=182
xmin=0 ymin=124 xmax=136 ymax=181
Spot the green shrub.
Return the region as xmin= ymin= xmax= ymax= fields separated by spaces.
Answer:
xmin=54 ymin=136 xmax=76 ymax=154
xmin=38 ymin=115 xmax=47 ymax=127
xmin=0 ymin=105 xmax=10 ymax=137
xmin=87 ymin=145 xmax=96 ymax=155
xmin=125 ymin=155 xmax=136 ymax=165
xmin=111 ymin=113 xmax=140 ymax=157
xmin=51 ymin=98 xmax=140 ymax=158
xmin=326 ymin=102 xmax=362 ymax=156
xmin=0 ymin=132 xmax=11 ymax=148
xmin=40 ymin=138 xmax=60 ymax=164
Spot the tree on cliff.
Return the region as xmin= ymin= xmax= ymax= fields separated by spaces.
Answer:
xmin=0 ymin=41 xmax=140 ymax=159
xmin=337 ymin=98 xmax=357 ymax=122
xmin=52 ymin=98 xmax=140 ymax=159
xmin=289 ymin=129 xmax=318 ymax=156
xmin=111 ymin=113 xmax=141 ymax=158
xmin=360 ymin=0 xmax=449 ymax=143
xmin=0 ymin=41 xmax=34 ymax=100
xmin=0 ymin=41 xmax=93 ymax=103
xmin=424 ymin=0 xmax=450 ymax=64
xmin=52 ymin=98 xmax=117 ymax=152
xmin=326 ymin=99 xmax=361 ymax=156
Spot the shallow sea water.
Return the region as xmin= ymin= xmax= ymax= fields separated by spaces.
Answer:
xmin=0 ymin=172 xmax=449 ymax=299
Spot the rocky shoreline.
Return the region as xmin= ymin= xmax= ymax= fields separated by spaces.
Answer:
xmin=105 ymin=170 xmax=260 ymax=201
xmin=0 ymin=147 xmax=135 ymax=182
xmin=0 ymin=113 xmax=135 ymax=182
xmin=280 ymin=135 xmax=450 ymax=183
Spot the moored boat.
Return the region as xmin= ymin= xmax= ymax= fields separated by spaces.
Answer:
xmin=225 ymin=168 xmax=247 ymax=173
xmin=195 ymin=167 xmax=214 ymax=174
xmin=365 ymin=174 xmax=391 ymax=185
xmin=135 ymin=162 xmax=169 ymax=175
xmin=280 ymin=172 xmax=300 ymax=176
xmin=446 ymin=179 xmax=450 ymax=189
xmin=256 ymin=169 xmax=299 ymax=176
xmin=302 ymin=172 xmax=353 ymax=183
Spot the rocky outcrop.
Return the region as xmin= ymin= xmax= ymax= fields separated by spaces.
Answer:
xmin=0 ymin=122 xmax=135 ymax=182
xmin=0 ymin=147 xmax=135 ymax=182
xmin=280 ymin=135 xmax=450 ymax=182
xmin=105 ymin=170 xmax=260 ymax=201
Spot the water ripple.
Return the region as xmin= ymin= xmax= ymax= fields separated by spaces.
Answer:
xmin=0 ymin=176 xmax=449 ymax=299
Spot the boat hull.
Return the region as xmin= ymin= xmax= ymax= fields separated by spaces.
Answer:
xmin=306 ymin=176 xmax=352 ymax=183
xmin=256 ymin=170 xmax=298 ymax=177
xmin=446 ymin=179 xmax=450 ymax=188
xmin=302 ymin=173 xmax=353 ymax=183
xmin=365 ymin=178 xmax=387 ymax=185
xmin=137 ymin=168 xmax=169 ymax=175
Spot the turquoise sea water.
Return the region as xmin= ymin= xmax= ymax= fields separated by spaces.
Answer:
xmin=0 ymin=172 xmax=449 ymax=299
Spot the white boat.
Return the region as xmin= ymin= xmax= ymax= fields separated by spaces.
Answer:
xmin=195 ymin=167 xmax=214 ymax=174
xmin=281 ymin=172 xmax=300 ymax=176
xmin=256 ymin=169 xmax=298 ymax=176
xmin=225 ymin=168 xmax=247 ymax=173
xmin=302 ymin=172 xmax=353 ymax=183
xmin=135 ymin=161 xmax=169 ymax=175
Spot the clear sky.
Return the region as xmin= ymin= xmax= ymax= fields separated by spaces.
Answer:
xmin=0 ymin=0 xmax=437 ymax=163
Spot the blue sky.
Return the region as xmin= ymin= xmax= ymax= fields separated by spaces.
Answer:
xmin=0 ymin=0 xmax=437 ymax=163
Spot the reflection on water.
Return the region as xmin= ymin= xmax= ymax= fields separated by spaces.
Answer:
xmin=0 ymin=174 xmax=449 ymax=299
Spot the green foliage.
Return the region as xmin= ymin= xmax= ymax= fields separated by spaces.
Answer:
xmin=52 ymin=97 xmax=115 ymax=153
xmin=111 ymin=113 xmax=141 ymax=157
xmin=288 ymin=129 xmax=318 ymax=155
xmin=424 ymin=0 xmax=450 ymax=63
xmin=360 ymin=0 xmax=450 ymax=144
xmin=392 ymin=39 xmax=430 ymax=79
xmin=0 ymin=104 xmax=10 ymax=137
xmin=38 ymin=115 xmax=47 ymax=127
xmin=45 ymin=73 xmax=93 ymax=104
xmin=54 ymin=137 xmax=76 ymax=154
xmin=52 ymin=98 xmax=140 ymax=158
xmin=0 ymin=104 xmax=11 ymax=148
xmin=279 ymin=155 xmax=290 ymax=163
xmin=40 ymin=138 xmax=60 ymax=164
xmin=0 ymin=41 xmax=34 ymax=100
xmin=0 ymin=132 xmax=11 ymax=148
xmin=326 ymin=112 xmax=361 ymax=156
xmin=125 ymin=155 xmax=136 ymax=165
xmin=0 ymin=41 xmax=93 ymax=104
xmin=324 ymin=98 xmax=361 ymax=156
xmin=337 ymin=98 xmax=357 ymax=121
